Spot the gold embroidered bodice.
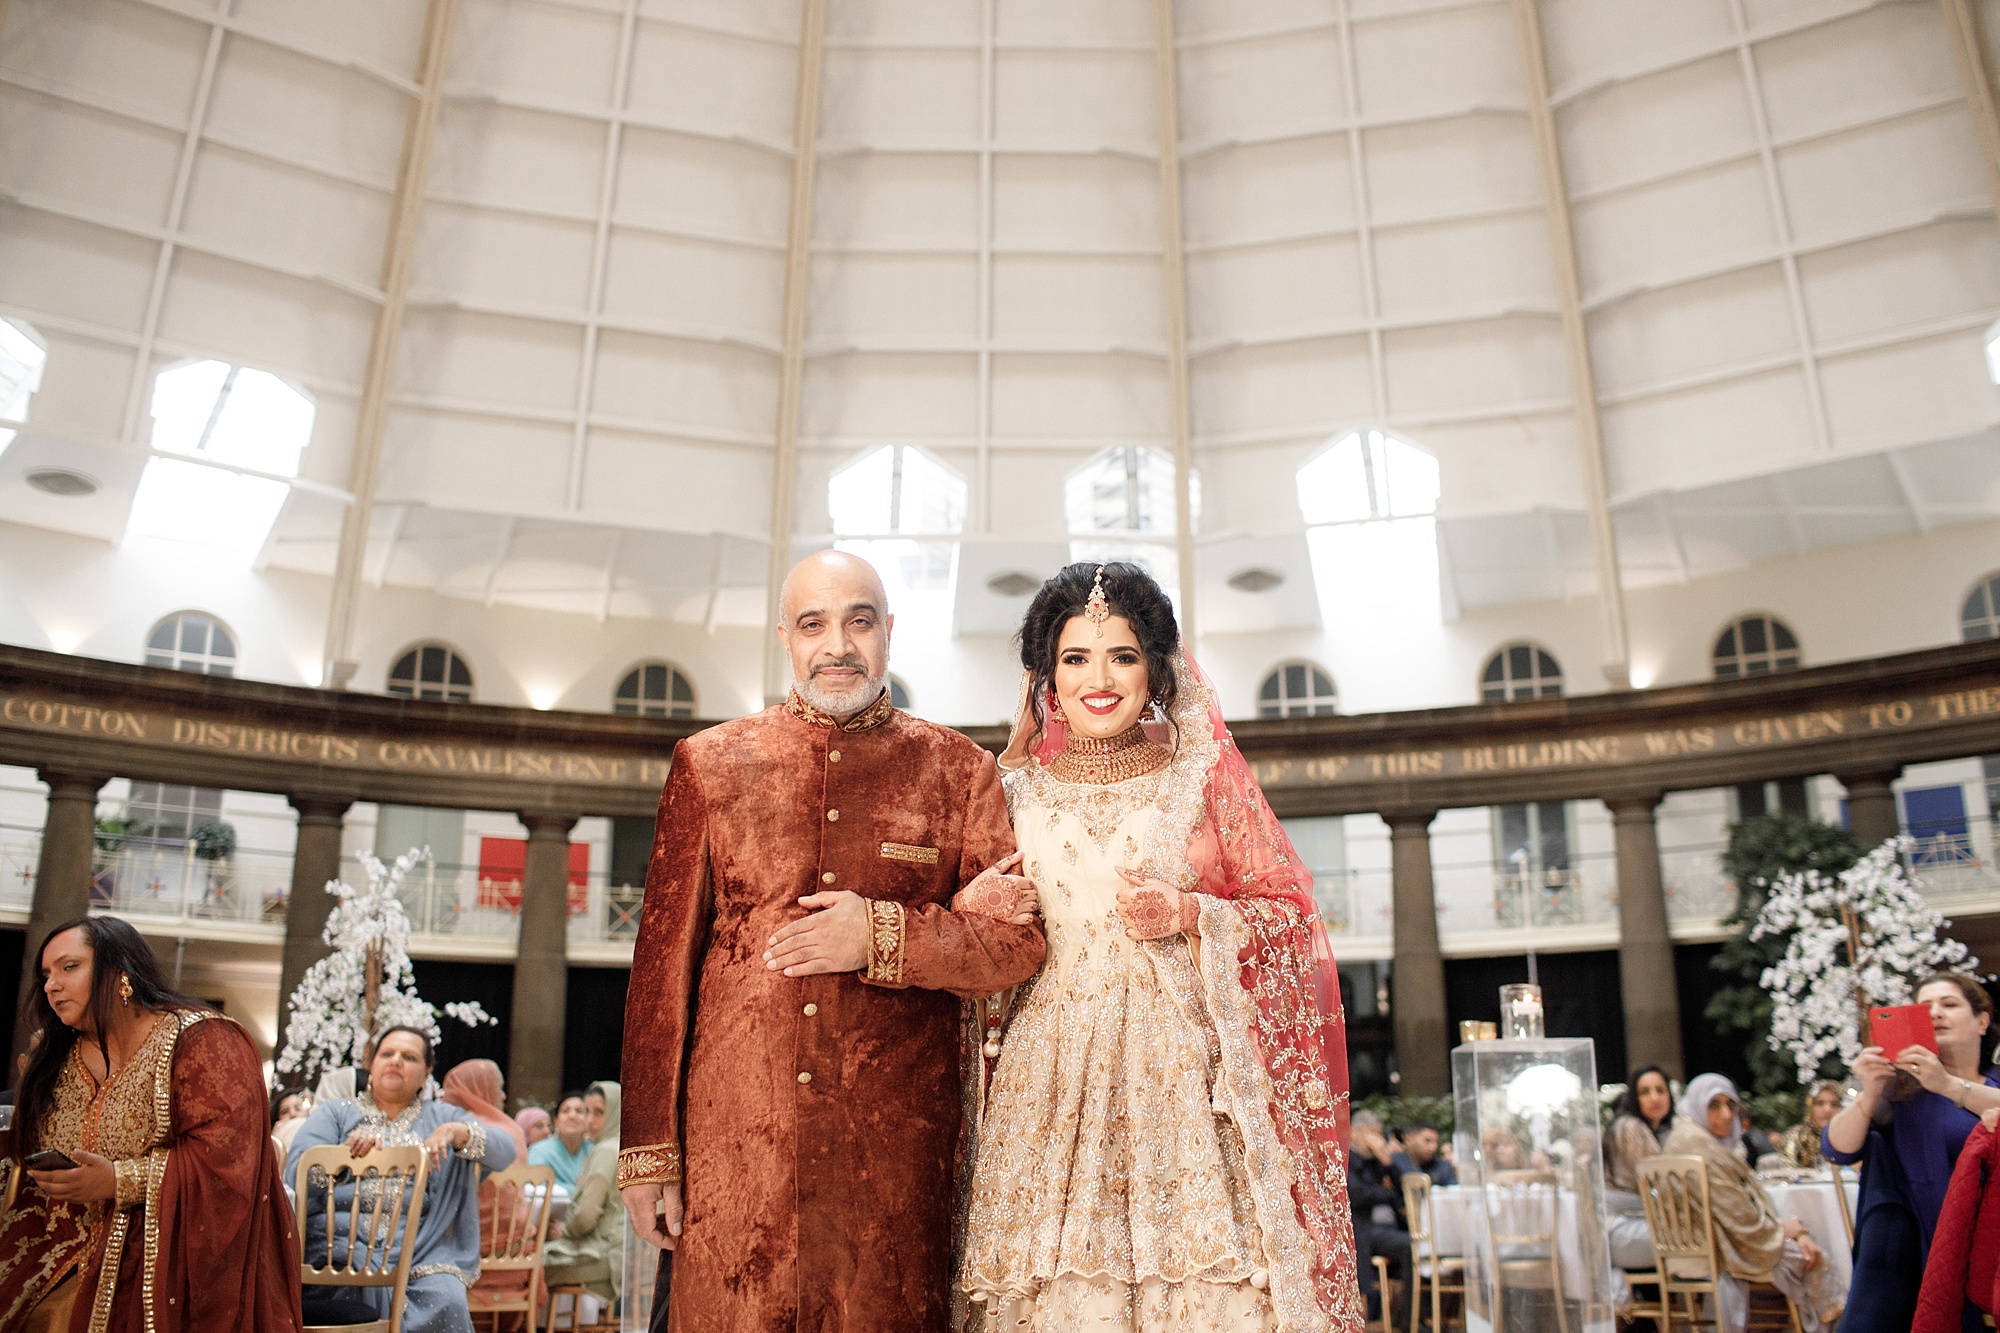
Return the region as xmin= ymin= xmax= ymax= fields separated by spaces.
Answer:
xmin=40 ymin=1013 xmax=178 ymax=1166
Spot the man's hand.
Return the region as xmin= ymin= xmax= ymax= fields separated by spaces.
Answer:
xmin=953 ymin=852 xmax=1038 ymax=924
xmin=622 ymin=1181 xmax=684 ymax=1251
xmin=765 ymin=890 xmax=871 ymax=976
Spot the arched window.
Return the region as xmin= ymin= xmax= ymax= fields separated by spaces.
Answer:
xmin=1481 ymin=643 xmax=1563 ymax=703
xmin=829 ymin=444 xmax=966 ymax=593
xmin=0 ymin=317 xmax=47 ymax=422
xmin=145 ymin=613 xmax=237 ymax=677
xmin=615 ymin=662 xmax=696 ymax=718
xmin=387 ymin=644 xmax=474 ymax=702
xmin=125 ymin=359 xmax=313 ymax=559
xmin=1961 ymin=573 xmax=2000 ymax=642
xmin=1257 ymin=662 xmax=1338 ymax=718
xmin=1713 ymin=615 xmax=1800 ymax=679
xmin=888 ymin=675 xmax=913 ymax=711
xmin=1064 ymin=446 xmax=1197 ymax=585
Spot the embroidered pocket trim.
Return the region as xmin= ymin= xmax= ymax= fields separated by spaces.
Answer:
xmin=879 ymin=841 xmax=940 ymax=865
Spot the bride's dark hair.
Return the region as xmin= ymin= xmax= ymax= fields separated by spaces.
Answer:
xmin=1018 ymin=561 xmax=1180 ymax=754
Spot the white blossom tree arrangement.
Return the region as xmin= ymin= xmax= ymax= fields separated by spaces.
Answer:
xmin=1756 ymin=837 xmax=1980 ymax=1086
xmin=277 ymin=848 xmax=496 ymax=1086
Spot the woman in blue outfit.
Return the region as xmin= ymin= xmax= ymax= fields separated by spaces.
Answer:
xmin=287 ymin=1025 xmax=518 ymax=1333
xmin=1823 ymin=972 xmax=1999 ymax=1333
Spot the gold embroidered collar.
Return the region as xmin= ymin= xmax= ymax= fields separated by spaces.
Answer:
xmin=1047 ymin=725 xmax=1171 ymax=785
xmin=785 ymin=687 xmax=896 ymax=733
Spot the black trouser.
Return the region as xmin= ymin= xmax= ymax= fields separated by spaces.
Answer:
xmin=1355 ymin=1221 xmax=1413 ymax=1326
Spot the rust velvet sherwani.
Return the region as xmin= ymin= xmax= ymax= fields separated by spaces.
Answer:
xmin=618 ymin=690 xmax=1047 ymax=1333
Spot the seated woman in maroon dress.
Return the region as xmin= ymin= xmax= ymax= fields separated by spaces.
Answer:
xmin=0 ymin=915 xmax=304 ymax=1332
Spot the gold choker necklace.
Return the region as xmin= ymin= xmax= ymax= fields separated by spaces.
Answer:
xmin=1048 ymin=725 xmax=1171 ymax=785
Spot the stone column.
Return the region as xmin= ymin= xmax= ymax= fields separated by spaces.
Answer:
xmin=13 ymin=769 xmax=108 ymax=1072
xmin=1388 ymin=810 xmax=1450 ymax=1096
xmin=275 ymin=795 xmax=353 ymax=1057
xmin=1837 ymin=769 xmax=1902 ymax=849
xmin=1609 ymin=793 xmax=1684 ymax=1079
xmin=511 ymin=811 xmax=577 ymax=1107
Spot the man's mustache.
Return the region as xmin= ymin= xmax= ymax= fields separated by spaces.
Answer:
xmin=811 ymin=657 xmax=868 ymax=676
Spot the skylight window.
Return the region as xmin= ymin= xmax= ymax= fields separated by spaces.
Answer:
xmin=1298 ymin=430 xmax=1443 ymax=622
xmin=829 ymin=444 xmax=967 ymax=594
xmin=124 ymin=361 xmax=314 ymax=559
xmin=0 ymin=318 xmax=48 ymax=456
xmin=1063 ymin=446 xmax=1198 ymax=588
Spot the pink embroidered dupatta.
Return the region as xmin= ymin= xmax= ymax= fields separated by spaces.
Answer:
xmin=1028 ymin=650 xmax=1366 ymax=1331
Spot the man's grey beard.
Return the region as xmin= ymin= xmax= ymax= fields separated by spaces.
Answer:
xmin=797 ymin=668 xmax=888 ymax=718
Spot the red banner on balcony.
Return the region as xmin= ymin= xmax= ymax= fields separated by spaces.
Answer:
xmin=476 ymin=837 xmax=590 ymax=915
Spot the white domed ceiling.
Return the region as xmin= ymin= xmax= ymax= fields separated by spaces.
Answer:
xmin=2 ymin=0 xmax=1999 ymax=660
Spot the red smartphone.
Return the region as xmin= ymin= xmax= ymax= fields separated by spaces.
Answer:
xmin=1869 ymin=1003 xmax=1939 ymax=1056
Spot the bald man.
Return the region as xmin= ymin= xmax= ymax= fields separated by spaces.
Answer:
xmin=618 ymin=552 xmax=1046 ymax=1333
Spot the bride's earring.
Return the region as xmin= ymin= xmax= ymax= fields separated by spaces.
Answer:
xmin=1047 ymin=687 xmax=1067 ymax=723
xmin=118 ymin=974 xmax=133 ymax=1006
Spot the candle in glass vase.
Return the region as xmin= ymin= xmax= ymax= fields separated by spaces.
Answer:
xmin=1500 ymin=983 xmax=1545 ymax=1039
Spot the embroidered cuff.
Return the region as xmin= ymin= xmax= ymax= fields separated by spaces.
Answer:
xmin=1179 ymin=891 xmax=1201 ymax=938
xmin=456 ymin=1119 xmax=488 ymax=1161
xmin=113 ymin=1157 xmax=145 ymax=1208
xmin=617 ymin=1142 xmax=683 ymax=1188
xmin=863 ymin=898 xmax=907 ymax=987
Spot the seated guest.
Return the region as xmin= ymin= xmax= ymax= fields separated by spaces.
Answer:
xmin=1740 ymin=1104 xmax=1780 ymax=1168
xmin=528 ymin=1090 xmax=593 ymax=1191
xmin=544 ymin=1080 xmax=625 ymax=1309
xmin=1824 ymin=972 xmax=1999 ymax=1331
xmin=288 ymin=1026 xmax=516 ymax=1333
xmin=1782 ymin=1082 xmax=1843 ymax=1170
xmin=1667 ymin=1074 xmax=1846 ymax=1332
xmin=516 ymin=1105 xmax=552 ymax=1149
xmin=0 ymin=915 xmax=303 ymax=1329
xmin=271 ymin=1086 xmax=313 ymax=1157
xmin=1605 ymin=1064 xmax=1677 ymax=1271
xmin=442 ymin=1059 xmax=536 ymax=1321
xmin=1349 ymin=1110 xmax=1412 ymax=1327
xmin=1391 ymin=1118 xmax=1457 ymax=1187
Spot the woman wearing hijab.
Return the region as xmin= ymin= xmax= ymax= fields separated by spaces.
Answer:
xmin=516 ymin=1106 xmax=552 ymax=1148
xmin=439 ymin=1059 xmax=538 ymax=1324
xmin=543 ymin=1080 xmax=625 ymax=1308
xmin=1663 ymin=1074 xmax=1846 ymax=1332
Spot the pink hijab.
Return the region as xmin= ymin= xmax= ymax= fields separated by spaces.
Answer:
xmin=440 ymin=1058 xmax=529 ymax=1160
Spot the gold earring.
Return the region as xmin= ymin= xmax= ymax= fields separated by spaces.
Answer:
xmin=118 ymin=975 xmax=133 ymax=1006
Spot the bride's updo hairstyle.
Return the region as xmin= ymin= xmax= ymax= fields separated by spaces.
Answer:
xmin=1018 ymin=561 xmax=1181 ymax=753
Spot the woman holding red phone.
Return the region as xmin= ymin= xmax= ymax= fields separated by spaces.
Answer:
xmin=1824 ymin=972 xmax=2000 ymax=1331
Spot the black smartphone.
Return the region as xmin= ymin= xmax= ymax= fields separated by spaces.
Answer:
xmin=23 ymin=1149 xmax=78 ymax=1172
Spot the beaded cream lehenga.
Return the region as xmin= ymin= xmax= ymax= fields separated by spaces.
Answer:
xmin=957 ymin=652 xmax=1366 ymax=1333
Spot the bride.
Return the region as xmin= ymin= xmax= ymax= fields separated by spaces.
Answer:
xmin=956 ymin=561 xmax=1365 ymax=1332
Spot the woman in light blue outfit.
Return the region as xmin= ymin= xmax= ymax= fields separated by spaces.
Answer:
xmin=527 ymin=1089 xmax=594 ymax=1192
xmin=287 ymin=1026 xmax=517 ymax=1333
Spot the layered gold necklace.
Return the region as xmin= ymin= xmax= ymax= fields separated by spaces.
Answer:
xmin=1048 ymin=724 xmax=1171 ymax=785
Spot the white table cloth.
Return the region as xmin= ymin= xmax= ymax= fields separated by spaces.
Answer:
xmin=1429 ymin=1184 xmax=1594 ymax=1302
xmin=1764 ymin=1178 xmax=1859 ymax=1289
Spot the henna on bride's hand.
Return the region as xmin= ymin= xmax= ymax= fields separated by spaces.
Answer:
xmin=954 ymin=878 xmax=1025 ymax=920
xmin=1118 ymin=885 xmax=1182 ymax=940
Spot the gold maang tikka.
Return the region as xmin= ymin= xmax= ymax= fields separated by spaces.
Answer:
xmin=1084 ymin=565 xmax=1110 ymax=637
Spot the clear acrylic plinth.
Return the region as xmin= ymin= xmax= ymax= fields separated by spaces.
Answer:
xmin=1450 ymin=1037 xmax=1614 ymax=1333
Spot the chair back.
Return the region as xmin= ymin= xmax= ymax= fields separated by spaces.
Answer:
xmin=1828 ymin=1161 xmax=1855 ymax=1249
xmin=1484 ymin=1169 xmax=1560 ymax=1247
xmin=1634 ymin=1155 xmax=1720 ymax=1284
xmin=479 ymin=1162 xmax=558 ymax=1270
xmin=1402 ymin=1172 xmax=1436 ymax=1250
xmin=295 ymin=1143 xmax=429 ymax=1333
